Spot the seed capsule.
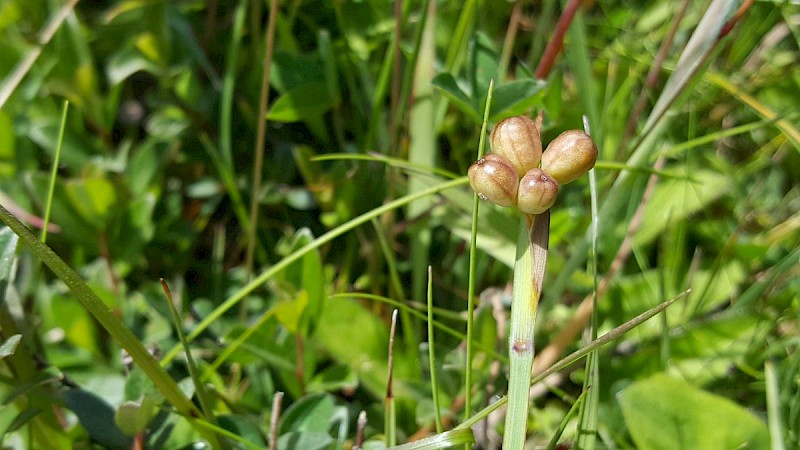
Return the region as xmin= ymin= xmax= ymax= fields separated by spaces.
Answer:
xmin=490 ymin=115 xmax=543 ymax=177
xmin=517 ymin=168 xmax=560 ymax=214
xmin=541 ymin=130 xmax=598 ymax=185
xmin=468 ymin=154 xmax=519 ymax=207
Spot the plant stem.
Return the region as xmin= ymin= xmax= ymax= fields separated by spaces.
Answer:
xmin=503 ymin=211 xmax=549 ymax=450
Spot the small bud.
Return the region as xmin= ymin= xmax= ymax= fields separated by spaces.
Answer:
xmin=517 ymin=168 xmax=559 ymax=214
xmin=541 ymin=130 xmax=598 ymax=185
xmin=490 ymin=115 xmax=543 ymax=176
xmin=468 ymin=154 xmax=519 ymax=207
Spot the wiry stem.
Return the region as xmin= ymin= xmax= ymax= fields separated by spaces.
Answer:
xmin=503 ymin=211 xmax=549 ymax=449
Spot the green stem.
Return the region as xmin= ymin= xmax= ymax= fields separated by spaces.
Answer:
xmin=503 ymin=211 xmax=549 ymax=450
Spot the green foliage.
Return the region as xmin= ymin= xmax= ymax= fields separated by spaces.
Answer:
xmin=619 ymin=374 xmax=770 ymax=450
xmin=0 ymin=0 xmax=797 ymax=449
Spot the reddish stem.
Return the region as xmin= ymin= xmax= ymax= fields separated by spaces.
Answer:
xmin=534 ymin=0 xmax=584 ymax=80
xmin=719 ymin=0 xmax=754 ymax=38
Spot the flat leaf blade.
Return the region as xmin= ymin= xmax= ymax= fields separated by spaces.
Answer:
xmin=619 ymin=374 xmax=769 ymax=450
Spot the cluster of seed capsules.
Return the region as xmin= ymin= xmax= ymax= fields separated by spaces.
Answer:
xmin=468 ymin=115 xmax=599 ymax=214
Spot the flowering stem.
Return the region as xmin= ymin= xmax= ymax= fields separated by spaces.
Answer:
xmin=503 ymin=211 xmax=550 ymax=449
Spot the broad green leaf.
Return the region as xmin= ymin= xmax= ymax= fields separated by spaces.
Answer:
xmin=634 ymin=170 xmax=729 ymax=247
xmin=487 ymin=79 xmax=546 ymax=122
xmin=64 ymin=177 xmax=119 ymax=228
xmin=470 ymin=31 xmax=499 ymax=99
xmin=277 ymin=431 xmax=334 ymax=450
xmin=432 ymin=73 xmax=479 ymax=120
xmin=145 ymin=106 xmax=189 ymax=140
xmin=306 ymin=364 xmax=358 ymax=393
xmin=0 ymin=334 xmax=21 ymax=359
xmin=134 ymin=32 xmax=164 ymax=65
xmin=619 ymin=374 xmax=769 ymax=450
xmin=270 ymin=52 xmax=327 ymax=93
xmin=62 ymin=388 xmax=133 ymax=450
xmin=106 ymin=47 xmax=161 ymax=85
xmin=115 ymin=396 xmax=156 ymax=436
xmin=123 ymin=367 xmax=162 ymax=404
xmin=274 ymin=291 xmax=309 ymax=334
xmin=217 ymin=414 xmax=268 ymax=447
xmin=278 ymin=393 xmax=335 ymax=434
xmin=267 ymin=81 xmax=338 ymax=122
xmin=315 ymin=297 xmax=388 ymax=397
xmin=43 ymin=293 xmax=100 ymax=356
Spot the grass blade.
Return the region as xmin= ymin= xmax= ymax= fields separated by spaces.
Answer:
xmin=765 ymin=360 xmax=786 ymax=450
xmin=40 ymin=101 xmax=68 ymax=244
xmin=0 ymin=205 xmax=200 ymax=420
xmin=427 ymin=267 xmax=443 ymax=433
xmin=465 ymin=79 xmax=494 ymax=427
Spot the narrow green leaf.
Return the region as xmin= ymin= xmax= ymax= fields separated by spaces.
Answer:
xmin=388 ymin=428 xmax=474 ymax=449
xmin=0 ymin=226 xmax=18 ymax=309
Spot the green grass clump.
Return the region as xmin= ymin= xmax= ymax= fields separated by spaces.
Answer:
xmin=0 ymin=1 xmax=797 ymax=449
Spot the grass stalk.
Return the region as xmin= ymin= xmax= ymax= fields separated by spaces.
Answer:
xmin=407 ymin=0 xmax=436 ymax=334
xmin=497 ymin=1 xmax=523 ymax=81
xmin=244 ymin=0 xmax=279 ymax=278
xmin=371 ymin=217 xmax=414 ymax=355
xmin=575 ymin=131 xmax=601 ymax=448
xmin=503 ymin=211 xmax=549 ymax=450
xmin=40 ymin=101 xmax=68 ymax=244
xmin=269 ymin=392 xmax=284 ymax=450
xmin=534 ymin=0 xmax=582 ymax=79
xmin=765 ymin=361 xmax=786 ymax=450
xmin=426 ymin=266 xmax=443 ymax=433
xmin=465 ymin=79 xmax=493 ymax=431
xmin=385 ymin=310 xmax=399 ymax=447
xmin=160 ymin=280 xmax=216 ymax=424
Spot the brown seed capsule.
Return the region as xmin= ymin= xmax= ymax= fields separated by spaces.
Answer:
xmin=517 ymin=168 xmax=560 ymax=214
xmin=490 ymin=115 xmax=543 ymax=177
xmin=541 ymin=130 xmax=598 ymax=185
xmin=468 ymin=154 xmax=519 ymax=207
